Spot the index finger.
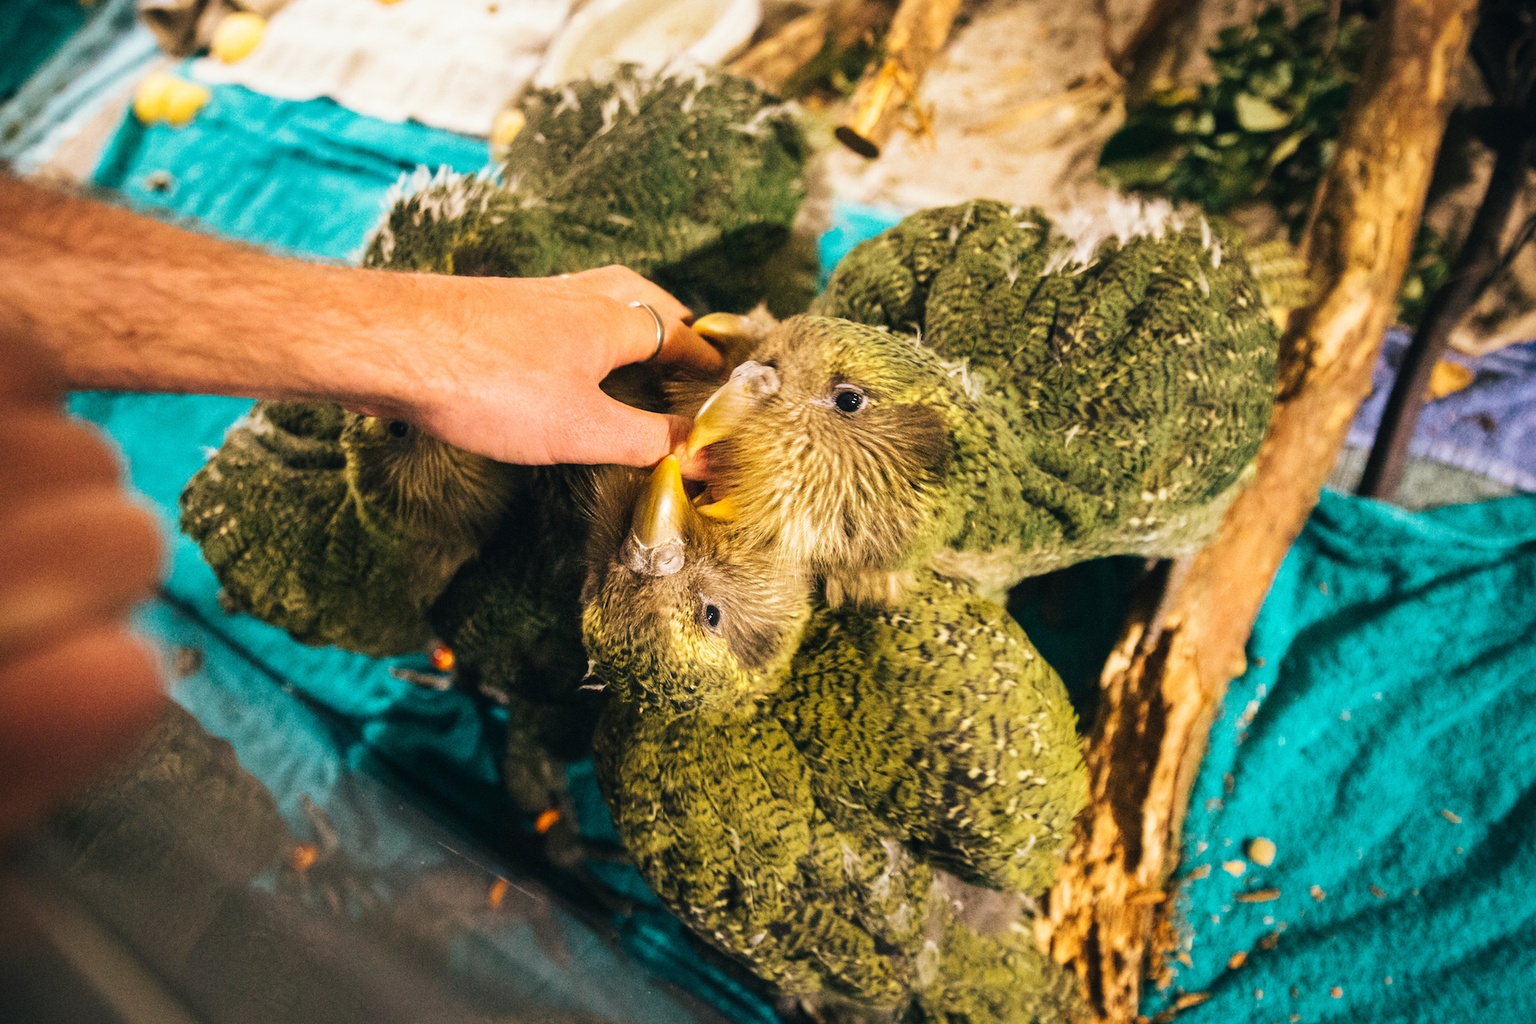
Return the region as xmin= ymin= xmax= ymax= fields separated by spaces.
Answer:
xmin=652 ymin=319 xmax=724 ymax=374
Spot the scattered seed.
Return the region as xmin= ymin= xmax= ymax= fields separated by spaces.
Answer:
xmin=1310 ymin=884 xmax=1325 ymax=901
xmin=1290 ymin=986 xmax=1299 ymax=998
xmin=1290 ymin=1015 xmax=1300 ymax=1022
xmin=1370 ymin=884 xmax=1387 ymax=898
xmin=1228 ymin=951 xmax=1247 ymax=970
xmin=1248 ymin=837 xmax=1277 ymax=866
xmin=1384 ymin=976 xmax=1393 ymax=985
xmin=1254 ymin=989 xmax=1263 ymax=1000
xmin=1224 ymin=773 xmax=1235 ymax=794
xmin=1236 ymin=888 xmax=1281 ymax=903
xmin=1174 ymin=992 xmax=1211 ymax=1010
xmin=1440 ymin=809 xmax=1462 ymax=824
xmin=1223 ymin=860 xmax=1247 ymax=877
xmin=1260 ymin=932 xmax=1281 ymax=950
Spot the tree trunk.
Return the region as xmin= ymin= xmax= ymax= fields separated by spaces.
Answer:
xmin=1039 ymin=0 xmax=1480 ymax=1019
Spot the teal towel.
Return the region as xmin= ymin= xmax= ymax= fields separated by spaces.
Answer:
xmin=0 ymin=0 xmax=92 ymax=101
xmin=1145 ymin=490 xmax=1536 ymax=1023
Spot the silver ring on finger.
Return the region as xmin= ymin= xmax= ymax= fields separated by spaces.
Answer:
xmin=629 ymin=301 xmax=666 ymax=363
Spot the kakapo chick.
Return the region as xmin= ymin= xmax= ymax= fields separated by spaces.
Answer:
xmin=181 ymin=402 xmax=517 ymax=656
xmin=581 ymin=459 xmax=1088 ymax=1022
xmin=681 ymin=199 xmax=1280 ymax=605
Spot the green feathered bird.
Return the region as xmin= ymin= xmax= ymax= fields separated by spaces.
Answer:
xmin=681 ymin=198 xmax=1281 ymax=605
xmin=180 ymin=402 xmax=518 ymax=656
xmin=580 ymin=459 xmax=1089 ymax=1021
xmin=364 ymin=63 xmax=818 ymax=315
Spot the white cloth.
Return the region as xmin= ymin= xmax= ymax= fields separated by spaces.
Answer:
xmin=191 ymin=0 xmax=572 ymax=136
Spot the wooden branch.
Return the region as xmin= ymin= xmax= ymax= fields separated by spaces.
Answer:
xmin=728 ymin=0 xmax=893 ymax=95
xmin=1040 ymin=1 xmax=1479 ymax=1019
xmin=835 ymin=0 xmax=964 ymax=158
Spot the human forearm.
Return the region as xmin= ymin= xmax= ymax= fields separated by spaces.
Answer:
xmin=0 ymin=175 xmax=434 ymax=408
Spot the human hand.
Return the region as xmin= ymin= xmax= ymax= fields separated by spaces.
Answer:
xmin=0 ymin=326 xmax=166 ymax=845
xmin=363 ymin=265 xmax=724 ymax=467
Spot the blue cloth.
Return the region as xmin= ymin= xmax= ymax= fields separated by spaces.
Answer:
xmin=0 ymin=0 xmax=92 ymax=102
xmin=1347 ymin=330 xmax=1536 ymax=493
xmin=93 ymin=76 xmax=491 ymax=260
xmin=1145 ymin=491 xmax=1536 ymax=1023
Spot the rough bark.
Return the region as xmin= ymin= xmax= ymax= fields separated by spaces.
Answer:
xmin=728 ymin=0 xmax=893 ymax=95
xmin=1039 ymin=0 xmax=1480 ymax=1019
xmin=834 ymin=0 xmax=964 ymax=158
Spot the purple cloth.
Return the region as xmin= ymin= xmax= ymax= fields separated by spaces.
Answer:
xmin=1347 ymin=330 xmax=1536 ymax=492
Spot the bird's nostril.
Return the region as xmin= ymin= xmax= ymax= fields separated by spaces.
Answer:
xmin=734 ymin=361 xmax=780 ymax=399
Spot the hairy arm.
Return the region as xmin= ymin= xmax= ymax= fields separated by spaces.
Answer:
xmin=0 ymin=174 xmax=721 ymax=466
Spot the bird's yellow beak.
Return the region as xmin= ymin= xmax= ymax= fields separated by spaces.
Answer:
xmin=692 ymin=312 xmax=761 ymax=349
xmin=684 ymin=360 xmax=780 ymax=459
xmin=625 ymin=456 xmax=693 ymax=576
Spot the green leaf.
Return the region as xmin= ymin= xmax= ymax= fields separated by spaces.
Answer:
xmin=1234 ymin=92 xmax=1292 ymax=131
xmin=1267 ymin=130 xmax=1308 ymax=167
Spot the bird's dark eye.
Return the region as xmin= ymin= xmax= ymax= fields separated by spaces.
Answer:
xmin=833 ymin=386 xmax=866 ymax=414
xmin=387 ymin=419 xmax=411 ymax=439
xmin=701 ymin=600 xmax=722 ymax=631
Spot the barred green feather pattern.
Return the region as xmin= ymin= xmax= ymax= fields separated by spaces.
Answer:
xmin=362 ymin=64 xmax=813 ymax=314
xmin=594 ymin=699 xmax=930 ymax=1014
xmin=180 ymin=401 xmax=438 ymax=656
xmin=774 ymin=573 xmax=1086 ymax=896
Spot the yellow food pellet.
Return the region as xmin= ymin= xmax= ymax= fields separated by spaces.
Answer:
xmin=132 ymin=70 xmax=179 ymax=123
xmin=211 ymin=12 xmax=267 ymax=63
xmin=490 ymin=108 xmax=527 ymax=150
xmin=1247 ymin=836 xmax=1277 ymax=866
xmin=1223 ymin=859 xmax=1247 ymax=877
xmin=162 ymin=79 xmax=212 ymax=126
xmin=488 ymin=877 xmax=510 ymax=909
xmin=1227 ymin=951 xmax=1247 ymax=970
xmin=1331 ymin=986 xmax=1343 ymax=998
xmin=1427 ymin=359 xmax=1474 ymax=399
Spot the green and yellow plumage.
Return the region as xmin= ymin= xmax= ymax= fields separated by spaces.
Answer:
xmin=581 ymin=461 xmax=1088 ymax=1021
xmin=179 ymin=402 xmax=515 ymax=656
xmin=364 ymin=64 xmax=816 ymax=314
xmin=688 ymin=198 xmax=1280 ymax=604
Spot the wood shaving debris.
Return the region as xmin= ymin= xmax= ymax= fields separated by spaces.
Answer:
xmin=1174 ymin=992 xmax=1212 ymax=1010
xmin=1223 ymin=859 xmax=1247 ymax=877
xmin=1236 ymin=888 xmax=1280 ymax=903
xmin=1188 ymin=864 xmax=1212 ymax=881
xmin=1441 ymin=809 xmax=1462 ymax=824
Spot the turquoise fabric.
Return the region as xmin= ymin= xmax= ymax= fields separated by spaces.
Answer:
xmin=1145 ymin=491 xmax=1536 ymax=1023
xmin=0 ymin=0 xmax=92 ymax=101
xmin=93 ymin=76 xmax=491 ymax=260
